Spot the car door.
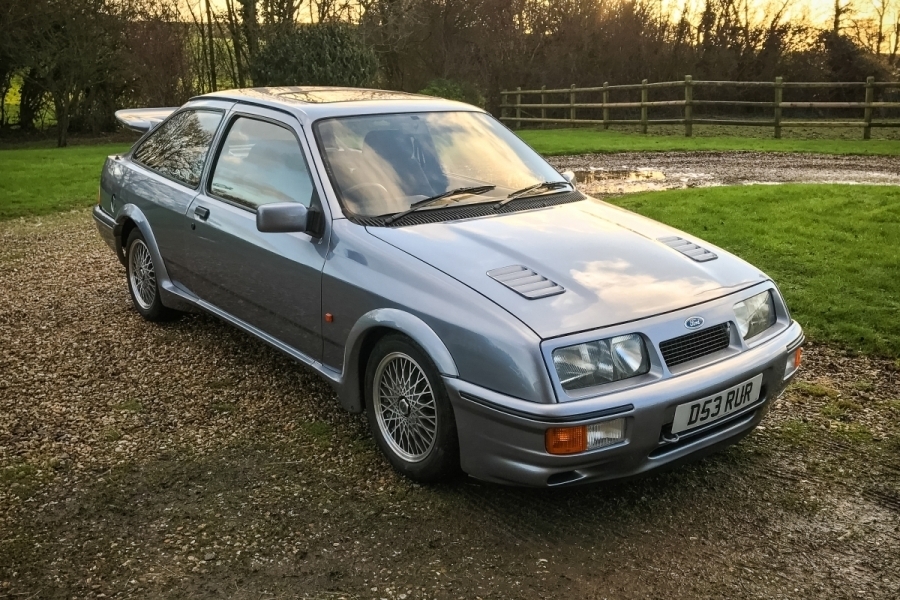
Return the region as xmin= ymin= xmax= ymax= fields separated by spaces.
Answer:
xmin=123 ymin=105 xmax=227 ymax=283
xmin=181 ymin=107 xmax=328 ymax=361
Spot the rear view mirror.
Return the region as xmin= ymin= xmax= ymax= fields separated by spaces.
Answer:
xmin=256 ymin=202 xmax=310 ymax=233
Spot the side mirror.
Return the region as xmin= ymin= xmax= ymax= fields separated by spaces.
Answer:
xmin=256 ymin=202 xmax=311 ymax=234
xmin=561 ymin=170 xmax=576 ymax=185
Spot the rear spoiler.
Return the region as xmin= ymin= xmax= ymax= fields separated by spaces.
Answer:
xmin=115 ymin=107 xmax=178 ymax=133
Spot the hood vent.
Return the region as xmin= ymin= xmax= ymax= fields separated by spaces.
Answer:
xmin=487 ymin=265 xmax=565 ymax=299
xmin=658 ymin=236 xmax=718 ymax=262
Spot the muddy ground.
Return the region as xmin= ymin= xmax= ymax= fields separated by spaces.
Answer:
xmin=1 ymin=191 xmax=900 ymax=598
xmin=547 ymin=152 xmax=900 ymax=195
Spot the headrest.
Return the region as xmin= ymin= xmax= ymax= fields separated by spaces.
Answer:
xmin=362 ymin=129 xmax=412 ymax=158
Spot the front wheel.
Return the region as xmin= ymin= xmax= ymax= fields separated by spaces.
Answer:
xmin=365 ymin=335 xmax=459 ymax=482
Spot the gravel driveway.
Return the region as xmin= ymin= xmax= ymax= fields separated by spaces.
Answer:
xmin=547 ymin=152 xmax=900 ymax=195
xmin=1 ymin=210 xmax=899 ymax=599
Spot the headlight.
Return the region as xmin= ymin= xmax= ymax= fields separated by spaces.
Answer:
xmin=733 ymin=291 xmax=776 ymax=339
xmin=552 ymin=334 xmax=650 ymax=391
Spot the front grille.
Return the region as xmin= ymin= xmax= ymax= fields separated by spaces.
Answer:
xmin=659 ymin=323 xmax=731 ymax=367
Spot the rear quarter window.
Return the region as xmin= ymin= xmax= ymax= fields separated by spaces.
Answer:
xmin=133 ymin=110 xmax=223 ymax=188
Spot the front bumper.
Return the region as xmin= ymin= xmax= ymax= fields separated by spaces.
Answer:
xmin=447 ymin=320 xmax=803 ymax=487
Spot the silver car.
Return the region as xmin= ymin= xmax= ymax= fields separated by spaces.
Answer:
xmin=94 ymin=87 xmax=804 ymax=487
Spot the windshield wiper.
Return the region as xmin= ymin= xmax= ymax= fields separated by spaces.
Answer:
xmin=383 ymin=185 xmax=496 ymax=225
xmin=494 ymin=181 xmax=572 ymax=209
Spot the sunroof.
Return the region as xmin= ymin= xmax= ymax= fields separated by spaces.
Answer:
xmin=261 ymin=87 xmax=425 ymax=104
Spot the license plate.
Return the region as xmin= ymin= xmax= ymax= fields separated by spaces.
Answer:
xmin=671 ymin=374 xmax=763 ymax=435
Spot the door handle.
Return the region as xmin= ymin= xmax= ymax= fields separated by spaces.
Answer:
xmin=194 ymin=206 xmax=210 ymax=220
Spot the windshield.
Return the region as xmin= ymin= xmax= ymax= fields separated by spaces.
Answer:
xmin=314 ymin=111 xmax=567 ymax=218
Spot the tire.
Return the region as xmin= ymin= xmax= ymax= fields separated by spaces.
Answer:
xmin=365 ymin=334 xmax=460 ymax=482
xmin=125 ymin=229 xmax=174 ymax=322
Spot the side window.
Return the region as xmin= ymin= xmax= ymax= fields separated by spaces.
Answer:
xmin=133 ymin=110 xmax=222 ymax=188
xmin=209 ymin=117 xmax=314 ymax=210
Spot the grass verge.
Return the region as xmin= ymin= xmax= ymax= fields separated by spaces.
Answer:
xmin=519 ymin=127 xmax=900 ymax=155
xmin=608 ymin=184 xmax=900 ymax=356
xmin=1 ymin=143 xmax=898 ymax=358
xmin=0 ymin=143 xmax=130 ymax=220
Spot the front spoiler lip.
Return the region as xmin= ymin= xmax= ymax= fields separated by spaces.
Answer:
xmin=458 ymin=391 xmax=633 ymax=424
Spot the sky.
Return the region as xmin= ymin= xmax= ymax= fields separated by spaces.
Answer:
xmin=201 ymin=0 xmax=886 ymax=28
xmin=664 ymin=0 xmax=883 ymax=27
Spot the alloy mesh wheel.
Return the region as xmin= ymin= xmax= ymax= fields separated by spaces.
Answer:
xmin=372 ymin=351 xmax=439 ymax=463
xmin=128 ymin=238 xmax=157 ymax=310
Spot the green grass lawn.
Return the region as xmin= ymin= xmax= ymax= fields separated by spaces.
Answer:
xmin=0 ymin=143 xmax=130 ymax=220
xmin=0 ymin=142 xmax=898 ymax=356
xmin=608 ymin=184 xmax=900 ymax=357
xmin=519 ymin=127 xmax=900 ymax=156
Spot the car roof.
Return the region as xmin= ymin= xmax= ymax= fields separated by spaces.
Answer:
xmin=195 ymin=86 xmax=482 ymax=122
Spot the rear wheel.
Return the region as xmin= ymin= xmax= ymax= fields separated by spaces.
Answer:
xmin=365 ymin=335 xmax=459 ymax=482
xmin=125 ymin=229 xmax=174 ymax=322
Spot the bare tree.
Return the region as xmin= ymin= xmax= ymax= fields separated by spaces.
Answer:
xmin=222 ymin=0 xmax=249 ymax=87
xmin=834 ymin=0 xmax=854 ymax=33
xmin=120 ymin=1 xmax=194 ymax=107
xmin=4 ymin=0 xmax=896 ymax=138
xmin=205 ymin=0 xmax=217 ymax=90
xmin=892 ymin=10 xmax=900 ymax=63
xmin=850 ymin=0 xmax=894 ymax=55
xmin=22 ymin=0 xmax=128 ymax=145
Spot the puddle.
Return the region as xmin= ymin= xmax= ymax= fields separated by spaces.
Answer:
xmin=571 ymin=168 xmax=679 ymax=194
xmin=573 ymin=168 xmax=665 ymax=184
xmin=552 ymin=153 xmax=900 ymax=195
xmin=568 ymin=167 xmax=724 ymax=195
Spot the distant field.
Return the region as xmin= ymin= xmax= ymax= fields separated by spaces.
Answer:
xmin=608 ymin=184 xmax=900 ymax=357
xmin=0 ymin=143 xmax=130 ymax=220
xmin=519 ymin=126 xmax=900 ymax=155
xmin=0 ymin=74 xmax=56 ymax=129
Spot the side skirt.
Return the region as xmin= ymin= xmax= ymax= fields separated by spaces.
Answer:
xmin=165 ymin=283 xmax=343 ymax=389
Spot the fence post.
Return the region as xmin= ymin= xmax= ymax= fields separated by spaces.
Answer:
xmin=774 ymin=76 xmax=783 ymax=139
xmin=515 ymin=86 xmax=521 ymax=130
xmin=569 ymin=84 xmax=576 ymax=127
xmin=684 ymin=75 xmax=693 ymax=137
xmin=540 ymin=85 xmax=547 ymax=125
xmin=500 ymin=90 xmax=507 ymax=122
xmin=641 ymin=79 xmax=648 ymax=134
xmin=864 ymin=76 xmax=874 ymax=140
xmin=602 ymin=82 xmax=609 ymax=130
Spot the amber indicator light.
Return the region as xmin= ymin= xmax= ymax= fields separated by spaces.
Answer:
xmin=545 ymin=426 xmax=587 ymax=455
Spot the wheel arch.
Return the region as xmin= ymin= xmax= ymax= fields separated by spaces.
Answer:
xmin=338 ymin=309 xmax=459 ymax=414
xmin=114 ymin=205 xmax=161 ymax=269
xmin=113 ymin=204 xmax=192 ymax=311
xmin=116 ymin=218 xmax=137 ymax=265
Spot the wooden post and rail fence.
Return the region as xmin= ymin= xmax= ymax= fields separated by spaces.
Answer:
xmin=500 ymin=76 xmax=900 ymax=139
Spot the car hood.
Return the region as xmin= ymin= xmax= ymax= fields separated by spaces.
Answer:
xmin=367 ymin=198 xmax=767 ymax=339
